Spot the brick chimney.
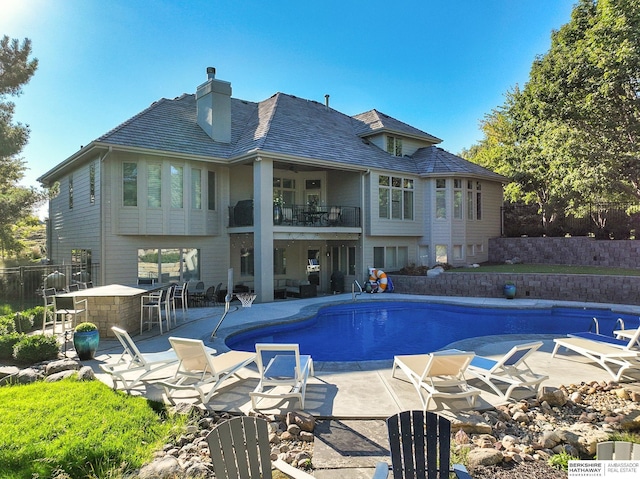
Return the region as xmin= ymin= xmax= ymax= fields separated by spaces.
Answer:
xmin=196 ymin=67 xmax=232 ymax=143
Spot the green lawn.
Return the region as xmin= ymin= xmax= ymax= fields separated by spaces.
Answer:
xmin=452 ymin=263 xmax=640 ymax=276
xmin=0 ymin=378 xmax=188 ymax=479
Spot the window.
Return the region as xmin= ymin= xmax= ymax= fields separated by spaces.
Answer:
xmin=68 ymin=174 xmax=73 ymax=209
xmin=273 ymin=177 xmax=296 ymax=206
xmin=453 ymin=245 xmax=463 ymax=260
xmin=386 ymin=136 xmax=403 ymax=156
xmin=373 ymin=247 xmax=385 ymax=268
xmin=89 ymin=163 xmax=95 ymax=204
xmin=379 ymin=175 xmax=414 ymax=220
xmin=435 ymin=244 xmax=448 ymax=264
xmin=274 ymin=248 xmax=286 ymax=275
xmin=123 ymin=162 xmax=137 ymax=206
xmin=467 ymin=181 xmax=474 ymax=220
xmin=476 ymin=182 xmax=482 ymax=220
xmin=71 ymin=249 xmax=92 ymax=279
xmin=240 ymin=248 xmax=254 ymax=276
xmin=191 ymin=168 xmax=201 ymax=209
xmin=466 ymin=244 xmax=474 ymax=257
xmin=171 ymin=164 xmax=183 ymax=208
xmin=148 ymin=164 xmax=161 ymax=208
xmin=453 ymin=179 xmax=462 ymax=219
xmin=137 ymin=248 xmax=200 ymax=283
xmin=331 ymin=245 xmax=356 ymax=275
xmin=208 ymin=171 xmax=216 ymax=210
xmin=435 ymin=179 xmax=446 ymax=219
xmin=386 ymin=247 xmax=396 ymax=269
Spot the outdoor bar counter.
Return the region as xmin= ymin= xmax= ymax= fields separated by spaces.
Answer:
xmin=57 ymin=284 xmax=162 ymax=338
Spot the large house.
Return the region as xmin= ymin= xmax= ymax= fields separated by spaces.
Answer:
xmin=38 ymin=68 xmax=505 ymax=302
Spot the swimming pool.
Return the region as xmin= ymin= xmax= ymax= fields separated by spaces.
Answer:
xmin=225 ymin=301 xmax=640 ymax=361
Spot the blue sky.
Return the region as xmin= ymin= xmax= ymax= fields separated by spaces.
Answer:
xmin=2 ymin=0 xmax=575 ymax=197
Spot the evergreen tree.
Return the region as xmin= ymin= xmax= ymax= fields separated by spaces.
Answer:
xmin=0 ymin=36 xmax=44 ymax=259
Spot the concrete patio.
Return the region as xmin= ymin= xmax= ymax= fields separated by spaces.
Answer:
xmin=81 ymin=293 xmax=640 ymax=478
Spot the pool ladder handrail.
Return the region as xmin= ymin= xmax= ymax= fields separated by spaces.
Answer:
xmin=210 ymin=292 xmax=238 ymax=339
xmin=589 ymin=316 xmax=626 ymax=336
xmin=352 ymin=279 xmax=363 ymax=300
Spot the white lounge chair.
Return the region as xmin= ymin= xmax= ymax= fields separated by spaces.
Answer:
xmin=552 ymin=335 xmax=640 ymax=381
xmin=466 ymin=341 xmax=548 ymax=401
xmin=160 ymin=337 xmax=256 ymax=404
xmin=250 ymin=343 xmax=314 ymax=410
xmin=569 ymin=324 xmax=640 ymax=350
xmin=99 ymin=326 xmax=182 ymax=391
xmin=392 ymin=350 xmax=480 ymax=411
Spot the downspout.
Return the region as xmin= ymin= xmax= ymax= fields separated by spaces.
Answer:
xmin=99 ymin=147 xmax=113 ymax=286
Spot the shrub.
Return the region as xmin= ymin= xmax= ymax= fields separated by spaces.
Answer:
xmin=13 ymin=312 xmax=34 ymax=333
xmin=0 ymin=315 xmax=16 ymax=335
xmin=13 ymin=334 xmax=59 ymax=363
xmin=26 ymin=305 xmax=47 ymax=329
xmin=74 ymin=321 xmax=98 ymax=332
xmin=548 ymin=451 xmax=579 ymax=471
xmin=0 ymin=332 xmax=24 ymax=360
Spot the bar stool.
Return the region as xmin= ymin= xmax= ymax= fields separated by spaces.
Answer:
xmin=140 ymin=290 xmax=163 ymax=334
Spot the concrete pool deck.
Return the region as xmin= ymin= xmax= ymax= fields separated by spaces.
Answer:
xmin=88 ymin=293 xmax=640 ymax=416
xmin=85 ymin=293 xmax=640 ymax=478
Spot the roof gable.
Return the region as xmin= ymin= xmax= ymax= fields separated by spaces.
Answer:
xmin=352 ymin=109 xmax=442 ymax=144
xmin=411 ymin=146 xmax=506 ymax=181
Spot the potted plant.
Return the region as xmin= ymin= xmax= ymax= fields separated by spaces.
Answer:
xmin=73 ymin=322 xmax=99 ymax=360
xmin=503 ymin=281 xmax=516 ymax=299
xmin=273 ymin=196 xmax=284 ymax=225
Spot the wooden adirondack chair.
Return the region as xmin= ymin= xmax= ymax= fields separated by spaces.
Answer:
xmin=373 ymin=410 xmax=473 ymax=479
xmin=207 ymin=416 xmax=315 ymax=479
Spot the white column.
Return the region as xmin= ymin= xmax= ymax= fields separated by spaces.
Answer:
xmin=253 ymin=158 xmax=274 ymax=302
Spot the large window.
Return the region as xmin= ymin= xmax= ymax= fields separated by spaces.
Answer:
xmin=386 ymin=136 xmax=403 ymax=156
xmin=476 ymin=182 xmax=482 ymax=220
xmin=435 ymin=179 xmax=446 ymax=219
xmin=148 ymin=164 xmax=161 ymax=208
xmin=123 ymin=162 xmax=137 ymax=206
xmin=466 ymin=180 xmax=482 ymax=220
xmin=191 ymin=168 xmax=202 ymax=209
xmin=373 ymin=246 xmax=408 ymax=270
xmin=332 ymin=246 xmax=356 ymax=276
xmin=137 ymin=248 xmax=200 ymax=283
xmin=171 ymin=164 xmax=183 ymax=208
xmin=467 ymin=181 xmax=474 ymax=220
xmin=208 ymin=171 xmax=216 ymax=210
xmin=379 ymin=175 xmax=414 ymax=220
xmin=435 ymin=244 xmax=448 ymax=264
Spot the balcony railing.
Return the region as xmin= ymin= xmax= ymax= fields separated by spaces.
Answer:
xmin=228 ymin=202 xmax=361 ymax=228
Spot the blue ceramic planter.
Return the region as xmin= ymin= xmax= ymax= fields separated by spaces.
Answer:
xmin=73 ymin=330 xmax=100 ymax=360
xmin=503 ymin=284 xmax=516 ymax=299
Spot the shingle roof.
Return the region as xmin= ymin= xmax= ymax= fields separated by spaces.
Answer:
xmin=352 ymin=109 xmax=442 ymax=144
xmin=91 ymin=90 xmax=500 ymax=180
xmin=412 ymin=146 xmax=506 ymax=181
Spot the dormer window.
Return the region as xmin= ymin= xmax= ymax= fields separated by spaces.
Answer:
xmin=386 ymin=136 xmax=403 ymax=156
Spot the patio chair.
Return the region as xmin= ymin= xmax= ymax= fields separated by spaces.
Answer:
xmin=551 ymin=335 xmax=640 ymax=381
xmin=392 ymin=350 xmax=480 ymax=411
xmin=173 ymin=281 xmax=189 ymax=320
xmin=140 ymin=290 xmax=165 ymax=334
xmin=596 ymin=441 xmax=640 ymax=460
xmin=161 ymin=284 xmax=177 ymax=329
xmin=568 ymin=323 xmax=640 ymax=349
xmin=372 ymin=410 xmax=473 ymax=479
xmin=99 ymin=326 xmax=182 ymax=391
xmin=250 ymin=343 xmax=314 ymax=410
xmin=159 ymin=337 xmax=256 ymax=404
xmin=52 ymin=294 xmax=88 ymax=334
xmin=326 ymin=206 xmax=341 ymax=225
xmin=41 ymin=288 xmax=57 ymax=333
xmin=466 ymin=341 xmax=548 ymax=401
xmin=206 ymin=416 xmax=315 ymax=479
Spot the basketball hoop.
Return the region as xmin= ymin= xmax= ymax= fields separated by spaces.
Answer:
xmin=236 ymin=293 xmax=257 ymax=308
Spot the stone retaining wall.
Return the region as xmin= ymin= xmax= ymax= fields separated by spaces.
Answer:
xmin=391 ymin=272 xmax=640 ymax=306
xmin=489 ymin=236 xmax=640 ymax=268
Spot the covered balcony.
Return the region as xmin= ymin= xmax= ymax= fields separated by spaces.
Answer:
xmin=228 ymin=201 xmax=361 ymax=228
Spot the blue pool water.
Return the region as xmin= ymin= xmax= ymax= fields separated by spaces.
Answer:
xmin=225 ymin=301 xmax=640 ymax=362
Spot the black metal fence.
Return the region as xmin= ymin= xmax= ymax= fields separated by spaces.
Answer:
xmin=228 ymin=202 xmax=361 ymax=228
xmin=502 ymin=202 xmax=640 ymax=239
xmin=0 ymin=263 xmax=100 ymax=310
